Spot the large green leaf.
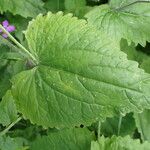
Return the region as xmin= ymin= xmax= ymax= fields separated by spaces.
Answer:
xmin=0 ymin=91 xmax=18 ymax=126
xmin=12 ymin=12 xmax=150 ymax=128
xmin=85 ymin=0 xmax=150 ymax=46
xmin=91 ymin=135 xmax=150 ymax=150
xmin=0 ymin=0 xmax=45 ymax=18
xmin=31 ymin=128 xmax=94 ymax=150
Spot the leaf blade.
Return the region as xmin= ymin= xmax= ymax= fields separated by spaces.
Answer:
xmin=31 ymin=128 xmax=94 ymax=150
xmin=12 ymin=12 xmax=150 ymax=127
xmin=0 ymin=0 xmax=45 ymax=18
xmin=91 ymin=135 xmax=150 ymax=150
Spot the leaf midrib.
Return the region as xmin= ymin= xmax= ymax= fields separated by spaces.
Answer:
xmin=36 ymin=64 xmax=146 ymax=95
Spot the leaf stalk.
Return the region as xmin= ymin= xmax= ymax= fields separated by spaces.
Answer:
xmin=0 ymin=117 xmax=22 ymax=136
xmin=0 ymin=24 xmax=38 ymax=65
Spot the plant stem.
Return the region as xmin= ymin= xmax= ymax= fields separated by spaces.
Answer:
xmin=0 ymin=117 xmax=22 ymax=136
xmin=98 ymin=121 xmax=101 ymax=139
xmin=0 ymin=24 xmax=38 ymax=65
xmin=117 ymin=115 xmax=122 ymax=136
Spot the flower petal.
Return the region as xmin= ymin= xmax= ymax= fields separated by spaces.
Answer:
xmin=2 ymin=20 xmax=9 ymax=28
xmin=7 ymin=25 xmax=15 ymax=32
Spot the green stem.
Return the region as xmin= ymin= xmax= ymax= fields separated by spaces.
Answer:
xmin=0 ymin=117 xmax=22 ymax=136
xmin=0 ymin=24 xmax=38 ymax=65
xmin=117 ymin=115 xmax=122 ymax=136
xmin=98 ymin=121 xmax=101 ymax=139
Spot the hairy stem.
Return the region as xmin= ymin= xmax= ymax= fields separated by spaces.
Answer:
xmin=0 ymin=25 xmax=38 ymax=65
xmin=117 ymin=115 xmax=123 ymax=136
xmin=98 ymin=121 xmax=101 ymax=139
xmin=0 ymin=117 xmax=22 ymax=136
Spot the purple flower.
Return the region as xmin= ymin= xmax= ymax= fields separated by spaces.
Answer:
xmin=0 ymin=20 xmax=15 ymax=38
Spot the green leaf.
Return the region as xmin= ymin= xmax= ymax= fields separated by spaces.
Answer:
xmin=31 ymin=128 xmax=94 ymax=150
xmin=0 ymin=91 xmax=18 ymax=126
xmin=65 ymin=0 xmax=86 ymax=10
xmin=0 ymin=58 xmax=25 ymax=98
xmin=141 ymin=58 xmax=150 ymax=74
xmin=0 ymin=136 xmax=28 ymax=150
xmin=91 ymin=135 xmax=150 ymax=150
xmin=0 ymin=0 xmax=45 ymax=18
xmin=8 ymin=126 xmax=42 ymax=141
xmin=44 ymin=0 xmax=65 ymax=12
xmin=0 ymin=43 xmax=10 ymax=97
xmin=12 ymin=12 xmax=150 ymax=128
xmin=101 ymin=113 xmax=136 ymax=137
xmin=134 ymin=109 xmax=150 ymax=142
xmin=0 ymin=37 xmax=26 ymax=98
xmin=122 ymin=41 xmax=150 ymax=142
xmin=120 ymin=39 xmax=149 ymax=64
xmin=64 ymin=0 xmax=91 ymax=18
xmin=110 ymin=0 xmax=150 ymax=14
xmin=85 ymin=0 xmax=150 ymax=46
xmin=0 ymin=68 xmax=11 ymax=99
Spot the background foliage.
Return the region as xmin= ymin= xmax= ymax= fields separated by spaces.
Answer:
xmin=0 ymin=0 xmax=150 ymax=150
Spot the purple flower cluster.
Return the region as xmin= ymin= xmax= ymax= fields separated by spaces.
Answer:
xmin=0 ymin=20 xmax=15 ymax=38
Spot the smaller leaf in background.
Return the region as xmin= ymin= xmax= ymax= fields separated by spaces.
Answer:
xmin=8 ymin=125 xmax=43 ymax=142
xmin=31 ymin=128 xmax=95 ymax=150
xmin=0 ymin=0 xmax=45 ymax=18
xmin=0 ymin=58 xmax=25 ymax=99
xmin=0 ymin=37 xmax=26 ymax=98
xmin=101 ymin=113 xmax=136 ymax=137
xmin=120 ymin=39 xmax=149 ymax=64
xmin=140 ymin=58 xmax=150 ymax=74
xmin=120 ymin=40 xmax=150 ymax=75
xmin=0 ymin=68 xmax=11 ymax=99
xmin=65 ymin=0 xmax=92 ymax=18
xmin=44 ymin=0 xmax=65 ymax=12
xmin=0 ymin=90 xmax=18 ymax=126
xmin=91 ymin=135 xmax=150 ymax=150
xmin=65 ymin=0 xmax=86 ymax=10
xmin=0 ymin=45 xmax=12 ymax=98
xmin=85 ymin=0 xmax=150 ymax=46
xmin=0 ymin=136 xmax=28 ymax=150
xmin=0 ymin=61 xmax=25 ymax=99
xmin=122 ymin=40 xmax=150 ymax=142
xmin=110 ymin=0 xmax=150 ymax=15
xmin=134 ymin=109 xmax=150 ymax=142
xmin=0 ymin=42 xmax=9 ymax=69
